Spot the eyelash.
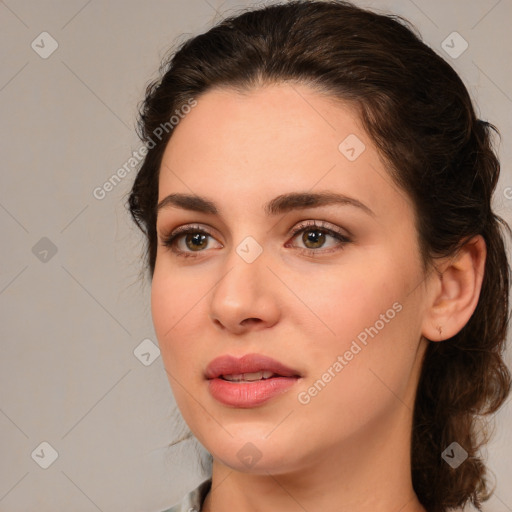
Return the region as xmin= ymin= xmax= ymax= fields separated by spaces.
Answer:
xmin=160 ymin=221 xmax=351 ymax=259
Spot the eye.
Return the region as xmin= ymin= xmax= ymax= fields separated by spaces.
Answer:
xmin=160 ymin=224 xmax=221 ymax=257
xmin=286 ymin=220 xmax=351 ymax=256
xmin=159 ymin=220 xmax=351 ymax=258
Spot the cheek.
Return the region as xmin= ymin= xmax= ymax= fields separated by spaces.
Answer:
xmin=294 ymin=255 xmax=404 ymax=346
xmin=150 ymin=271 xmax=176 ymax=348
xmin=296 ymin=307 xmax=420 ymax=442
xmin=151 ymin=257 xmax=208 ymax=335
xmin=294 ymin=256 xmax=419 ymax=401
xmin=150 ymin=269 xmax=207 ymax=417
xmin=150 ymin=267 xmax=199 ymax=367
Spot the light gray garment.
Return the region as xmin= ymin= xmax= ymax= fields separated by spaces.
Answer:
xmin=160 ymin=478 xmax=212 ymax=512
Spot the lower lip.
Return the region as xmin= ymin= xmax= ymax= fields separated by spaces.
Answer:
xmin=207 ymin=376 xmax=299 ymax=407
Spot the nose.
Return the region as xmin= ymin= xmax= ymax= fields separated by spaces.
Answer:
xmin=208 ymin=248 xmax=281 ymax=335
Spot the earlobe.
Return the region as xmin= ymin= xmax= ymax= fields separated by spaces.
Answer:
xmin=421 ymin=235 xmax=487 ymax=342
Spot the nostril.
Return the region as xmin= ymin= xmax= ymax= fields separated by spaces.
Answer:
xmin=241 ymin=318 xmax=261 ymax=326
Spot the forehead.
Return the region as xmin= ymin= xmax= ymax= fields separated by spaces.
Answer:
xmin=157 ymin=83 xmax=411 ymax=221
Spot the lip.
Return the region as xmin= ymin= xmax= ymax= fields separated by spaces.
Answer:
xmin=205 ymin=353 xmax=302 ymax=408
xmin=205 ymin=353 xmax=301 ymax=379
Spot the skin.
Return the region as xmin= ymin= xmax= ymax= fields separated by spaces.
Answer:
xmin=151 ymin=83 xmax=486 ymax=512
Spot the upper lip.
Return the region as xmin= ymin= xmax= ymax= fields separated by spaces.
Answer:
xmin=205 ymin=353 xmax=301 ymax=379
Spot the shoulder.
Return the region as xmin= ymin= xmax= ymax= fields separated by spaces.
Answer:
xmin=159 ymin=478 xmax=212 ymax=512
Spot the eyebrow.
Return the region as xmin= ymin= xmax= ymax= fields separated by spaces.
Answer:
xmin=156 ymin=191 xmax=375 ymax=217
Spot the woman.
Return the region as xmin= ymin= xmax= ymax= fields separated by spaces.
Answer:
xmin=127 ymin=1 xmax=511 ymax=511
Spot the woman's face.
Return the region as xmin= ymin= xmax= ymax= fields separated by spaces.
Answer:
xmin=151 ymin=83 xmax=431 ymax=474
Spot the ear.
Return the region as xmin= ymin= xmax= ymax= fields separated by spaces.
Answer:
xmin=421 ymin=235 xmax=487 ymax=342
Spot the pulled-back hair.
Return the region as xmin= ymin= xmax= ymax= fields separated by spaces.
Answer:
xmin=127 ymin=1 xmax=511 ymax=510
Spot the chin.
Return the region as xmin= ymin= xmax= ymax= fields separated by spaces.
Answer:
xmin=203 ymin=432 xmax=307 ymax=475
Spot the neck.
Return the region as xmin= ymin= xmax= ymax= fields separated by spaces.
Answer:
xmin=202 ymin=403 xmax=427 ymax=512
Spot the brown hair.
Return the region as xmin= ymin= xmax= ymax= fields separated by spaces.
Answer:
xmin=127 ymin=1 xmax=512 ymax=510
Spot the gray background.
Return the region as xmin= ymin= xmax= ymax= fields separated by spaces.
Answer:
xmin=1 ymin=0 xmax=511 ymax=511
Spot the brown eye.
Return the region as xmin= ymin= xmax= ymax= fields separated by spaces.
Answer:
xmin=161 ymin=226 xmax=221 ymax=257
xmin=287 ymin=221 xmax=351 ymax=256
xmin=183 ymin=233 xmax=209 ymax=251
xmin=301 ymin=229 xmax=327 ymax=249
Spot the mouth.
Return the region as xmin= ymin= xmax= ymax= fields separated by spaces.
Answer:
xmin=204 ymin=353 xmax=302 ymax=407
xmin=204 ymin=353 xmax=302 ymax=381
xmin=219 ymin=370 xmax=283 ymax=382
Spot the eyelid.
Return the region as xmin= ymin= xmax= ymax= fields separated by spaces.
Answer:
xmin=161 ymin=223 xmax=217 ymax=239
xmin=288 ymin=219 xmax=350 ymax=240
xmin=158 ymin=223 xmax=220 ymax=244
